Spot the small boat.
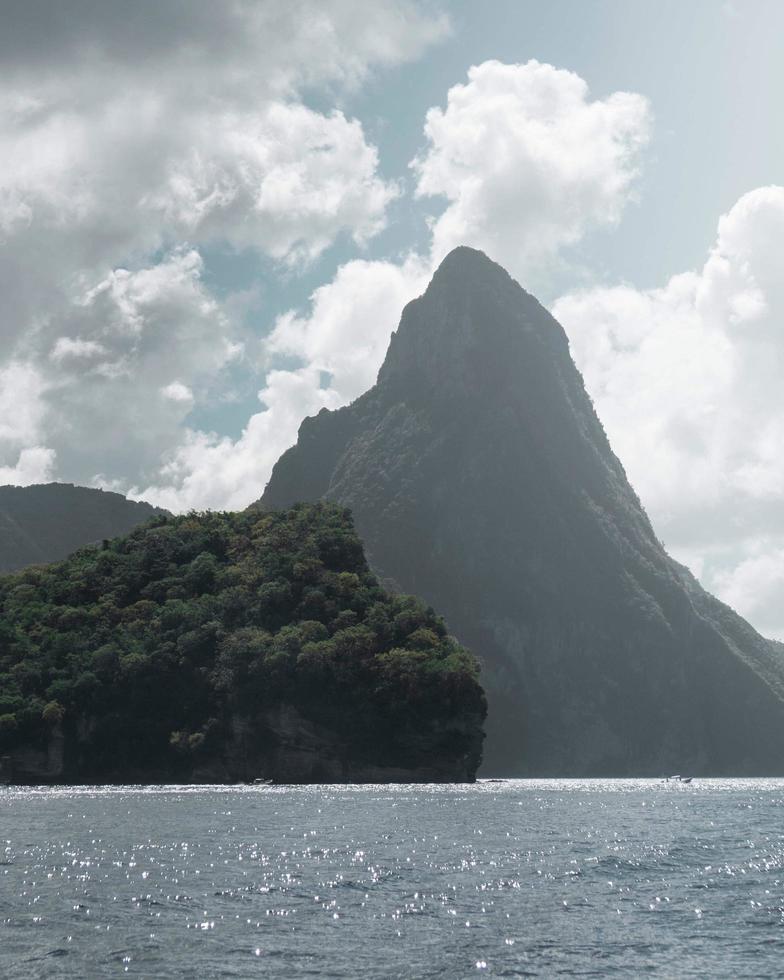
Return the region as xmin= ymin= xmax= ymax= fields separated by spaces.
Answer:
xmin=253 ymin=777 xmax=274 ymax=786
xmin=679 ymin=776 xmax=693 ymax=784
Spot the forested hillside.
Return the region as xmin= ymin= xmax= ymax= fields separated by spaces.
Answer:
xmin=0 ymin=503 xmax=485 ymax=783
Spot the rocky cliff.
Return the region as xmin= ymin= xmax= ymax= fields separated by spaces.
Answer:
xmin=0 ymin=703 xmax=479 ymax=785
xmin=0 ymin=483 xmax=165 ymax=573
xmin=260 ymin=246 xmax=784 ymax=776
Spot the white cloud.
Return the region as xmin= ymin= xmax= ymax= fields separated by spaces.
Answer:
xmin=714 ymin=546 xmax=784 ymax=639
xmin=553 ymin=186 xmax=784 ymax=637
xmin=132 ymin=253 xmax=431 ymax=511
xmin=0 ymin=447 xmax=56 ymax=486
xmin=145 ymin=104 xmax=397 ymax=264
xmin=132 ymin=367 xmax=345 ymax=512
xmin=412 ymin=59 xmax=651 ymax=277
xmin=0 ymin=250 xmax=243 ymax=489
xmin=268 ymin=254 xmax=430 ymax=402
xmin=0 ymin=1 xmax=445 ymax=491
xmin=161 ymin=382 xmax=194 ymax=404
xmin=41 ymin=250 xmax=243 ymax=478
xmin=0 ymin=361 xmax=48 ymax=445
xmin=50 ymin=337 xmax=108 ymax=362
xmin=0 ymin=1 xmax=441 ymax=282
xmin=0 ymin=359 xmax=55 ymax=489
xmin=0 ymin=90 xmax=397 ymax=311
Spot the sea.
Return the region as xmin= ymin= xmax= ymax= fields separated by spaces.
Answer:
xmin=2 ymin=779 xmax=783 ymax=978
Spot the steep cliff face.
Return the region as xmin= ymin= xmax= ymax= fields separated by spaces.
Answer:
xmin=1 ymin=705 xmax=480 ymax=785
xmin=0 ymin=724 xmax=64 ymax=784
xmin=261 ymin=246 xmax=784 ymax=776
xmin=176 ymin=704 xmax=479 ymax=784
xmin=0 ymin=483 xmax=165 ymax=573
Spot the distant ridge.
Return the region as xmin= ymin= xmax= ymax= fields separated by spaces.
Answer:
xmin=0 ymin=483 xmax=165 ymax=573
xmin=259 ymin=246 xmax=784 ymax=776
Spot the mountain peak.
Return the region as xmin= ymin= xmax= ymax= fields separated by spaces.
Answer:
xmin=429 ymin=245 xmax=523 ymax=296
xmin=433 ymin=244 xmax=499 ymax=274
xmin=377 ymin=246 xmax=556 ymax=391
xmin=261 ymin=248 xmax=784 ymax=776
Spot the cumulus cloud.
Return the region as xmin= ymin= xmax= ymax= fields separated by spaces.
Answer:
xmin=0 ymin=1 xmax=447 ymax=99
xmin=144 ymin=104 xmax=397 ymax=264
xmin=554 ymin=186 xmax=784 ymax=637
xmin=268 ymin=254 xmax=430 ymax=402
xmin=0 ymin=1 xmax=444 ymax=492
xmin=161 ymin=382 xmax=194 ymax=405
xmin=0 ymin=359 xmax=56 ymax=489
xmin=0 ymin=361 xmax=48 ymax=446
xmin=133 ymin=256 xmax=430 ymax=512
xmin=412 ymin=59 xmax=651 ymax=276
xmin=714 ymin=546 xmax=784 ymax=640
xmin=0 ymin=25 xmax=403 ymax=293
xmin=131 ymin=367 xmax=345 ymax=513
xmin=44 ymin=250 xmax=243 ymax=480
xmin=0 ymin=447 xmax=56 ymax=487
xmin=0 ymin=92 xmax=396 ymax=292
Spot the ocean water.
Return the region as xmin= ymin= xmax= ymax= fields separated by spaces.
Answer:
xmin=2 ymin=780 xmax=783 ymax=978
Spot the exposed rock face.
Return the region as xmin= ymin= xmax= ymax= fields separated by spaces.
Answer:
xmin=192 ymin=706 xmax=482 ymax=784
xmin=1 ymin=707 xmax=480 ymax=785
xmin=0 ymin=725 xmax=64 ymax=784
xmin=260 ymin=246 xmax=784 ymax=776
xmin=0 ymin=483 xmax=165 ymax=573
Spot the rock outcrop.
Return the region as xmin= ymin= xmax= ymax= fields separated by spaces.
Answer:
xmin=187 ymin=705 xmax=482 ymax=784
xmin=0 ymin=725 xmax=64 ymax=784
xmin=260 ymin=246 xmax=784 ymax=776
xmin=0 ymin=705 xmax=479 ymax=785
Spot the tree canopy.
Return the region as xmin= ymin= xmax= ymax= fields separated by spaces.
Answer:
xmin=0 ymin=502 xmax=485 ymax=780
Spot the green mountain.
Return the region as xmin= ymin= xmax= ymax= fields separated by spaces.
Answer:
xmin=0 ymin=503 xmax=485 ymax=784
xmin=260 ymin=246 xmax=784 ymax=776
xmin=0 ymin=483 xmax=164 ymax=573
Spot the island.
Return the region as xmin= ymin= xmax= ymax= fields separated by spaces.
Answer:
xmin=0 ymin=503 xmax=486 ymax=784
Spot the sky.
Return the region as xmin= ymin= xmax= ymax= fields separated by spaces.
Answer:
xmin=2 ymin=0 xmax=784 ymax=637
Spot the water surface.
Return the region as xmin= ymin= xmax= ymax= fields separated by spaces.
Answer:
xmin=2 ymin=779 xmax=783 ymax=977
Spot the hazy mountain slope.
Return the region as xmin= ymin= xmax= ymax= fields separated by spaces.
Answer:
xmin=260 ymin=246 xmax=784 ymax=776
xmin=0 ymin=483 xmax=164 ymax=573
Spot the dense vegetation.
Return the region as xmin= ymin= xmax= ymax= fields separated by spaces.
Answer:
xmin=0 ymin=503 xmax=485 ymax=780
